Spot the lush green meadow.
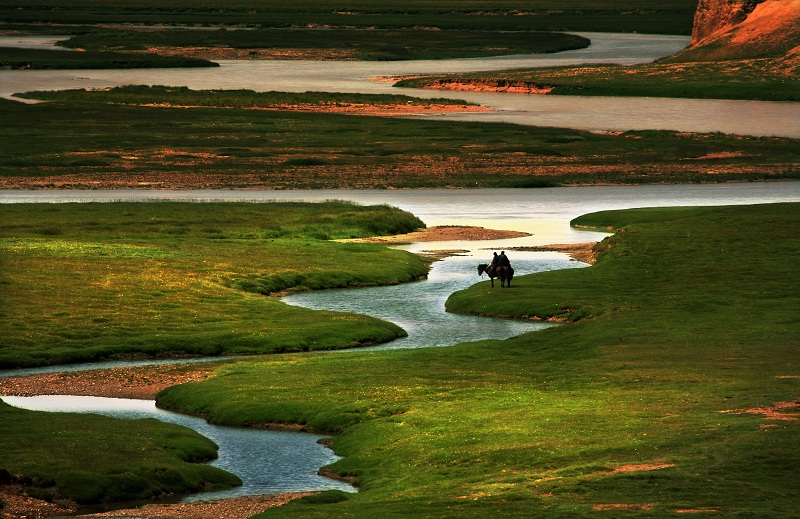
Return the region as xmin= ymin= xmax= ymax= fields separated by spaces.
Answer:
xmin=0 ymin=201 xmax=428 ymax=368
xmin=3 ymin=88 xmax=798 ymax=189
xmin=154 ymin=203 xmax=800 ymax=517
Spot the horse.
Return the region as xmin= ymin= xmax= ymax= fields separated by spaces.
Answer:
xmin=477 ymin=263 xmax=514 ymax=288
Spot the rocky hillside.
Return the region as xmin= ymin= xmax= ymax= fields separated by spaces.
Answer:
xmin=677 ymin=0 xmax=800 ymax=70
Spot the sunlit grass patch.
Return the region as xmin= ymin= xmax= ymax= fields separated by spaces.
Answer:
xmin=0 ymin=201 xmax=428 ymax=368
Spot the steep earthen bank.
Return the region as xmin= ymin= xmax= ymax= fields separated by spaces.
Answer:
xmin=679 ymin=0 xmax=800 ymax=67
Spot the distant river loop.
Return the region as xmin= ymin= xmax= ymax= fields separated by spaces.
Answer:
xmin=1 ymin=33 xmax=798 ymax=137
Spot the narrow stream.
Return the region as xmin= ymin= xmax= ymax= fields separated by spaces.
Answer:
xmin=284 ymin=250 xmax=581 ymax=351
xmin=1 ymin=395 xmax=356 ymax=501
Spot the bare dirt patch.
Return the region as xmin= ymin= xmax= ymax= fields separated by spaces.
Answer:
xmin=721 ymin=399 xmax=800 ymax=421
xmin=593 ymin=503 xmax=655 ymax=511
xmin=506 ymin=242 xmax=599 ymax=264
xmin=130 ymin=101 xmax=492 ymax=116
xmin=415 ymin=79 xmax=555 ymax=95
xmin=340 ymin=225 xmax=530 ymax=244
xmin=611 ymin=463 xmax=675 ymax=473
xmin=0 ymin=363 xmax=221 ymax=400
xmin=78 ymin=493 xmax=314 ymax=519
xmin=0 ymin=487 xmax=313 ymax=519
xmin=0 ymin=485 xmax=77 ymax=519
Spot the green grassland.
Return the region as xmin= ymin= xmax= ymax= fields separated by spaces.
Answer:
xmin=51 ymin=28 xmax=591 ymax=62
xmin=398 ymin=58 xmax=800 ymax=102
xmin=0 ymin=399 xmax=241 ymax=504
xmin=0 ymin=201 xmax=429 ymax=368
xmin=154 ymin=203 xmax=800 ymax=517
xmin=2 ymin=88 xmax=798 ymax=189
xmin=0 ymin=46 xmax=217 ymax=69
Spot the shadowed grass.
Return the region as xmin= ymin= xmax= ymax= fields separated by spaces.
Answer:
xmin=0 ymin=400 xmax=241 ymax=504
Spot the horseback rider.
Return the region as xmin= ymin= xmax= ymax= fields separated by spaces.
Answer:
xmin=497 ymin=251 xmax=511 ymax=268
xmin=487 ymin=252 xmax=499 ymax=274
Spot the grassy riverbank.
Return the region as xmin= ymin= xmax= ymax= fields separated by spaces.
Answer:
xmin=396 ymin=1 xmax=800 ymax=102
xmin=0 ymin=46 xmax=217 ymax=70
xmin=0 ymin=201 xmax=428 ymax=369
xmin=156 ymin=203 xmax=800 ymax=516
xmin=3 ymin=87 xmax=798 ymax=189
xmin=0 ymin=400 xmax=241 ymax=505
xmin=50 ymin=28 xmax=590 ymax=62
xmin=397 ymin=58 xmax=800 ymax=102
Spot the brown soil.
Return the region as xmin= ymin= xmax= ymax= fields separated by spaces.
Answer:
xmin=340 ymin=225 xmax=530 ymax=244
xmin=721 ymin=399 xmax=800 ymax=421
xmin=0 ymin=362 xmax=222 ymax=400
xmin=79 ymin=493 xmax=314 ymax=518
xmin=506 ymin=242 xmax=599 ymax=264
xmin=0 ymin=486 xmax=313 ymax=519
xmin=414 ymin=79 xmax=555 ymax=95
xmin=130 ymin=101 xmax=493 ymax=116
xmin=593 ymin=503 xmax=655 ymax=511
xmin=0 ymin=485 xmax=77 ymax=519
xmin=611 ymin=463 xmax=675 ymax=473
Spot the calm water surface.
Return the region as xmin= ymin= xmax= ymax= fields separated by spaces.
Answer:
xmin=0 ymin=395 xmax=356 ymax=500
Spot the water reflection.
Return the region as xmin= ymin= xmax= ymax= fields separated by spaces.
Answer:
xmin=1 ymin=395 xmax=356 ymax=500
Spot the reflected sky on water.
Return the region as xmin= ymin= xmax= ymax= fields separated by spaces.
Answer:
xmin=1 ymin=395 xmax=356 ymax=500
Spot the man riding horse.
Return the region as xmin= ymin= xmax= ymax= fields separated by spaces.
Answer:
xmin=479 ymin=251 xmax=514 ymax=287
xmin=487 ymin=251 xmax=511 ymax=275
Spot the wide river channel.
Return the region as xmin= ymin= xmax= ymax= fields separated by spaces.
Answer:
xmin=2 ymin=182 xmax=800 ymax=505
xmin=1 ymin=33 xmax=799 ymax=137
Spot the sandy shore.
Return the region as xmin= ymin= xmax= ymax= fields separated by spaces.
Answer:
xmin=341 ymin=225 xmax=531 ymax=244
xmin=507 ymin=242 xmax=599 ymax=265
xmin=0 ymin=362 xmax=222 ymax=400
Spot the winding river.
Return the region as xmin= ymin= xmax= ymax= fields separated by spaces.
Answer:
xmin=1 ymin=27 xmax=800 ymax=506
xmin=2 ymin=182 xmax=800 ymax=504
xmin=2 ymin=33 xmax=799 ymax=137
